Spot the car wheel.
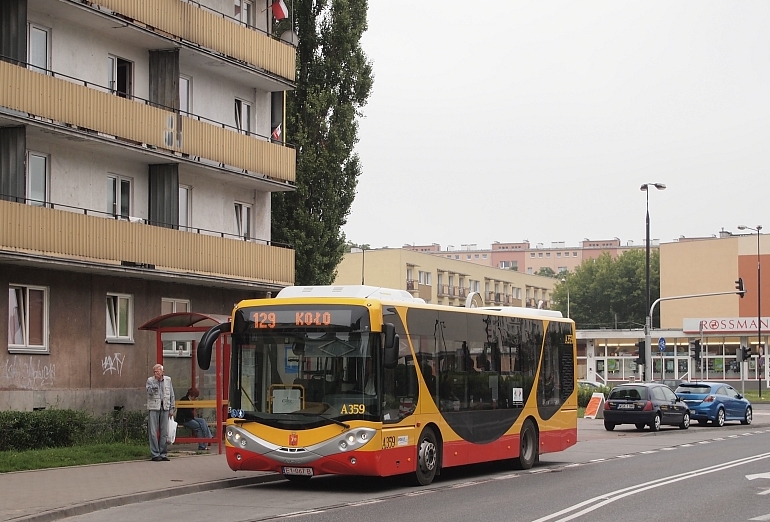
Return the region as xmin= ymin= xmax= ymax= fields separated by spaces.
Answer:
xmin=679 ymin=411 xmax=690 ymax=430
xmin=514 ymin=419 xmax=538 ymax=470
xmin=697 ymin=419 xmax=708 ymax=426
xmin=411 ymin=428 xmax=439 ymax=486
xmin=635 ymin=423 xmax=646 ymax=431
xmin=741 ymin=406 xmax=753 ymax=425
xmin=604 ymin=421 xmax=615 ymax=431
xmin=713 ymin=408 xmax=725 ymax=427
xmin=649 ymin=413 xmax=661 ymax=432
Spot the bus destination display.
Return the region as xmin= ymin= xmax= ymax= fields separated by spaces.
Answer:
xmin=250 ymin=309 xmax=352 ymax=329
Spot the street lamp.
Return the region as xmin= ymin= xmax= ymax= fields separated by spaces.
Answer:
xmin=641 ymin=182 xmax=666 ymax=381
xmin=738 ymin=224 xmax=762 ymax=396
xmin=561 ymin=277 xmax=570 ymax=318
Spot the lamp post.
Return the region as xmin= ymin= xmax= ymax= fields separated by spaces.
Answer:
xmin=561 ymin=277 xmax=570 ymax=318
xmin=738 ymin=224 xmax=762 ymax=397
xmin=641 ymin=182 xmax=666 ymax=381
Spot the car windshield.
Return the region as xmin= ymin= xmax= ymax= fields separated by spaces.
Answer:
xmin=675 ymin=385 xmax=711 ymax=394
xmin=608 ymin=386 xmax=646 ymax=400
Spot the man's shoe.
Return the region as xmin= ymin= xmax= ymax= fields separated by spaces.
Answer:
xmin=161 ymin=457 xmax=170 ymax=461
xmin=152 ymin=457 xmax=162 ymax=461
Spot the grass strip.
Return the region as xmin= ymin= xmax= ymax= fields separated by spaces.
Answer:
xmin=0 ymin=443 xmax=149 ymax=473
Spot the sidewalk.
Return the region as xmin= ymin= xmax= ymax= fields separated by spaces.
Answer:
xmin=1 ymin=448 xmax=281 ymax=522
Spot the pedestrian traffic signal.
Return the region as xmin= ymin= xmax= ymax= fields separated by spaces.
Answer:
xmin=635 ymin=340 xmax=646 ymax=365
xmin=736 ymin=277 xmax=746 ymax=298
xmin=690 ymin=339 xmax=701 ymax=361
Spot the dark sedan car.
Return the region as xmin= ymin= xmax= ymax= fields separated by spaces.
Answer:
xmin=603 ymin=382 xmax=690 ymax=432
xmin=674 ymin=381 xmax=752 ymax=427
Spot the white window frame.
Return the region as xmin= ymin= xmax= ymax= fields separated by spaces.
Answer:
xmin=26 ymin=151 xmax=48 ymax=206
xmin=161 ymin=298 xmax=192 ymax=357
xmin=108 ymin=174 xmax=132 ymax=218
xmin=234 ymin=0 xmax=255 ymax=27
xmin=108 ymin=55 xmax=133 ymax=98
xmin=179 ymin=185 xmax=191 ymax=231
xmin=179 ymin=75 xmax=192 ymax=115
xmin=8 ymin=284 xmax=49 ymax=353
xmin=234 ymin=201 xmax=252 ymax=239
xmin=106 ymin=293 xmax=134 ymax=343
xmin=27 ymin=23 xmax=50 ymax=74
xmin=234 ymin=98 xmax=252 ymax=135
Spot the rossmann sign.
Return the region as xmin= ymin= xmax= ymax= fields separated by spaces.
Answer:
xmin=683 ymin=317 xmax=770 ymax=334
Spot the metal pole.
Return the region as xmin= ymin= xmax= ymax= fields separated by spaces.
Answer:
xmin=567 ymin=287 xmax=570 ymax=318
xmin=758 ymin=227 xmax=762 ymax=398
xmin=645 ymin=189 xmax=651 ymax=381
xmin=645 ymin=316 xmax=651 ymax=382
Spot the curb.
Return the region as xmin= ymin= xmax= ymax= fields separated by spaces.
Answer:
xmin=8 ymin=474 xmax=284 ymax=522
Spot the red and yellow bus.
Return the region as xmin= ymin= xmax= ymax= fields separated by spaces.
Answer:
xmin=198 ymin=285 xmax=577 ymax=485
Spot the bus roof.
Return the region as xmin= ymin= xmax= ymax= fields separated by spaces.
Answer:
xmin=276 ymin=285 xmax=425 ymax=303
xmin=275 ymin=286 xmax=565 ymax=319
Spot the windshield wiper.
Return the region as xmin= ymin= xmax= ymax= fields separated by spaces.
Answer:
xmin=296 ymin=412 xmax=350 ymax=429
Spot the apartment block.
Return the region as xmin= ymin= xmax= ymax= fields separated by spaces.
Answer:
xmin=0 ymin=0 xmax=296 ymax=412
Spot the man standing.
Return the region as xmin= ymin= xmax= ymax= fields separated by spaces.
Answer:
xmin=146 ymin=363 xmax=175 ymax=461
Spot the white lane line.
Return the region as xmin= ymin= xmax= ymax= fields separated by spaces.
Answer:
xmin=750 ymin=515 xmax=770 ymax=521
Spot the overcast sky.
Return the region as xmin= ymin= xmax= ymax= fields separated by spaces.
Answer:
xmin=342 ymin=1 xmax=770 ymax=250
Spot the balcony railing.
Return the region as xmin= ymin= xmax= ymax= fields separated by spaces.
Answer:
xmin=86 ymin=0 xmax=295 ymax=81
xmin=406 ymin=280 xmax=417 ymax=291
xmin=0 ymin=61 xmax=295 ymax=183
xmin=0 ymin=199 xmax=294 ymax=286
xmin=438 ymin=284 xmax=449 ymax=296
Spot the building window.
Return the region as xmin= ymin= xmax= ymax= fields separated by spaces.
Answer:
xmin=466 ymin=255 xmax=471 ymax=260
xmin=162 ymin=298 xmax=191 ymax=356
xmin=234 ymin=202 xmax=252 ymax=239
xmin=572 ymin=252 xmax=578 ymax=257
xmin=530 ymin=253 xmax=535 ymax=258
xmin=108 ymin=55 xmax=133 ymax=98
xmin=234 ymin=0 xmax=254 ymax=27
xmin=482 ymin=254 xmax=487 ymax=259
xmin=108 ymin=175 xmax=132 ymax=218
xmin=527 ymin=268 xmax=533 ymax=274
xmin=179 ymin=75 xmax=192 ymax=115
xmin=546 ymin=253 xmax=551 ymax=258
xmin=557 ymin=252 xmax=561 ymax=257
xmin=538 ymin=253 xmax=543 ymax=258
xmin=26 ymin=151 xmax=48 ymax=206
xmin=8 ymin=285 xmax=48 ymax=353
xmin=235 ymin=99 xmax=252 ymax=135
xmin=106 ymin=293 xmax=133 ymax=342
xmin=27 ymin=24 xmax=50 ymax=74
xmin=558 ymin=267 xmax=568 ymax=273
xmin=418 ymin=271 xmax=432 ymax=285
xmin=179 ymin=186 xmax=191 ymax=231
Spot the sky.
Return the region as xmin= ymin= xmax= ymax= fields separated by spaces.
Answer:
xmin=342 ymin=1 xmax=770 ymax=251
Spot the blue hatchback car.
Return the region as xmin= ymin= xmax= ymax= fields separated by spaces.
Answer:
xmin=674 ymin=382 xmax=752 ymax=427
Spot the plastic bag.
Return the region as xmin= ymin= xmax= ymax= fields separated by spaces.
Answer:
xmin=167 ymin=416 xmax=177 ymax=444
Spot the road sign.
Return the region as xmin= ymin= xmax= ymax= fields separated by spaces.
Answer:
xmin=658 ymin=338 xmax=666 ymax=353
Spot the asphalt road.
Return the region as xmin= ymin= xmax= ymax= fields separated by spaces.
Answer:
xmin=67 ymin=406 xmax=770 ymax=522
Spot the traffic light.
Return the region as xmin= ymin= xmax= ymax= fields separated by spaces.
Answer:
xmin=690 ymin=339 xmax=701 ymax=361
xmin=736 ymin=277 xmax=746 ymax=298
xmin=741 ymin=345 xmax=752 ymax=362
xmin=634 ymin=340 xmax=646 ymax=365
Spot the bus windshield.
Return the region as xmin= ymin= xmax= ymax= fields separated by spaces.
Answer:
xmin=229 ymin=304 xmax=381 ymax=428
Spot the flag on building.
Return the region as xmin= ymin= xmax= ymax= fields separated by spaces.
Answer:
xmin=272 ymin=0 xmax=288 ymax=20
xmin=271 ymin=123 xmax=282 ymax=141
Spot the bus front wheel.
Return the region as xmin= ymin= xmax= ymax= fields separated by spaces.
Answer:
xmin=411 ymin=428 xmax=438 ymax=486
xmin=514 ymin=419 xmax=538 ymax=470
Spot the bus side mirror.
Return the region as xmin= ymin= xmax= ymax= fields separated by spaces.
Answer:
xmin=197 ymin=322 xmax=230 ymax=370
xmin=292 ymin=338 xmax=305 ymax=355
xmin=383 ymin=323 xmax=398 ymax=369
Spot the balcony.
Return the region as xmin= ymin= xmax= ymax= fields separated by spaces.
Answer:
xmin=459 ymin=287 xmax=468 ymax=298
xmin=406 ymin=280 xmax=417 ymax=291
xmin=437 ymin=284 xmax=449 ymax=296
xmin=81 ymin=0 xmax=295 ymax=82
xmin=0 ymin=199 xmax=294 ymax=287
xmin=0 ymin=61 xmax=295 ymax=184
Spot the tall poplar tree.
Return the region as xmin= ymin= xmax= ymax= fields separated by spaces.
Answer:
xmin=272 ymin=0 xmax=373 ymax=285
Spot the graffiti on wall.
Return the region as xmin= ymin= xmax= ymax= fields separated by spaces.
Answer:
xmin=2 ymin=356 xmax=56 ymax=388
xmin=101 ymin=352 xmax=126 ymax=376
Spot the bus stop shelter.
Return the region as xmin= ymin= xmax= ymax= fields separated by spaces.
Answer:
xmin=139 ymin=312 xmax=230 ymax=453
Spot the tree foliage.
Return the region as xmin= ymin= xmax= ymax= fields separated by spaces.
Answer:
xmin=535 ymin=267 xmax=557 ymax=278
xmin=550 ymin=250 xmax=660 ymax=330
xmin=272 ymin=0 xmax=374 ymax=285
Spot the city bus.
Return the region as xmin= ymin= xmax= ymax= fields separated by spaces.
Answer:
xmin=197 ymin=285 xmax=577 ymax=485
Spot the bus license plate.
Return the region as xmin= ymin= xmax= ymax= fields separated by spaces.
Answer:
xmin=282 ymin=467 xmax=313 ymax=476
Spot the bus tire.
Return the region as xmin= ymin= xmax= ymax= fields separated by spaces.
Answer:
xmin=514 ymin=419 xmax=538 ymax=470
xmin=411 ymin=428 xmax=438 ymax=486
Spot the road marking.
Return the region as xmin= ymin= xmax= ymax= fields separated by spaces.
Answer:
xmin=660 ymin=447 xmax=676 ymax=451
xmin=533 ymin=452 xmax=770 ymax=522
xmin=750 ymin=514 xmax=770 ymax=521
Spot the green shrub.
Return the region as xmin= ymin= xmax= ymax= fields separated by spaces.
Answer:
xmin=577 ymin=386 xmax=610 ymax=408
xmin=0 ymin=409 xmax=148 ymax=451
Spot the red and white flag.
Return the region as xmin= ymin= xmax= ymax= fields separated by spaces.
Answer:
xmin=272 ymin=0 xmax=288 ymax=20
xmin=271 ymin=123 xmax=282 ymax=141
